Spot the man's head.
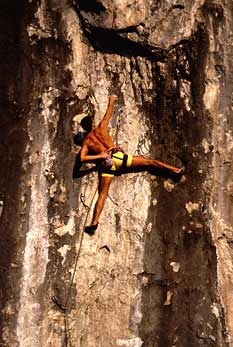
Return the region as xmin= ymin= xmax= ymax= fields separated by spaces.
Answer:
xmin=80 ymin=115 xmax=93 ymax=132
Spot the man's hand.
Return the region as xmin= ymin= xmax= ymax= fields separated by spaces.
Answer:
xmin=109 ymin=95 xmax=118 ymax=103
xmin=99 ymin=151 xmax=109 ymax=159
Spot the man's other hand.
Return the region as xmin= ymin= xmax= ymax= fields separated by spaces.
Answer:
xmin=100 ymin=151 xmax=109 ymax=159
xmin=109 ymin=95 xmax=118 ymax=103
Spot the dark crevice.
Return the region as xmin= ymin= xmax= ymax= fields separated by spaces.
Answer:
xmin=74 ymin=0 xmax=106 ymax=14
xmin=0 ymin=0 xmax=29 ymax=344
xmin=115 ymin=24 xmax=142 ymax=34
xmin=74 ymin=5 xmax=207 ymax=65
xmin=172 ymin=4 xmax=185 ymax=10
xmin=99 ymin=245 xmax=111 ymax=252
xmin=72 ymin=3 xmax=167 ymax=61
xmin=81 ymin=25 xmax=167 ymax=61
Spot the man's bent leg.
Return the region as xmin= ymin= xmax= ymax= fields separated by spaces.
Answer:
xmin=85 ymin=176 xmax=113 ymax=235
xmin=92 ymin=176 xmax=113 ymax=225
xmin=130 ymin=156 xmax=182 ymax=174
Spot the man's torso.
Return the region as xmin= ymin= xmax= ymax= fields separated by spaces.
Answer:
xmin=85 ymin=126 xmax=115 ymax=153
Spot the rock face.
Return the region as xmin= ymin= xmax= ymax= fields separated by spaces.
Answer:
xmin=0 ymin=0 xmax=233 ymax=346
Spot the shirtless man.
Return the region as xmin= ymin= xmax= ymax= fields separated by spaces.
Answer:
xmin=79 ymin=95 xmax=182 ymax=235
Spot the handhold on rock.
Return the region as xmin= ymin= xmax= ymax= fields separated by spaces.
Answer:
xmin=51 ymin=296 xmax=66 ymax=312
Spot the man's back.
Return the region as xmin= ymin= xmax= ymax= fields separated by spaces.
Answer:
xmin=84 ymin=125 xmax=115 ymax=154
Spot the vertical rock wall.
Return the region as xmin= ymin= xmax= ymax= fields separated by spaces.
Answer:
xmin=0 ymin=0 xmax=233 ymax=346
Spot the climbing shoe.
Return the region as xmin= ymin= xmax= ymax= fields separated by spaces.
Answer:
xmin=84 ymin=223 xmax=98 ymax=236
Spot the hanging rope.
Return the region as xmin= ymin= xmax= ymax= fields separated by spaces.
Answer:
xmin=65 ymin=186 xmax=98 ymax=346
xmin=52 ymin=108 xmax=123 ymax=346
xmin=114 ymin=107 xmax=123 ymax=147
xmin=51 ymin=186 xmax=98 ymax=347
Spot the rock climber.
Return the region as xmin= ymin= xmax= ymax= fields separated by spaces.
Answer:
xmin=78 ymin=95 xmax=183 ymax=235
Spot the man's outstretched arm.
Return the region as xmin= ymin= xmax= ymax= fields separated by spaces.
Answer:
xmin=99 ymin=95 xmax=117 ymax=128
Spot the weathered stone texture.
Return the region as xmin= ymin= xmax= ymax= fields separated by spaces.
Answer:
xmin=0 ymin=0 xmax=233 ymax=346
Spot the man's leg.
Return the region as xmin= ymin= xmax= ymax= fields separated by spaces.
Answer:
xmin=130 ymin=156 xmax=182 ymax=174
xmin=85 ymin=176 xmax=113 ymax=235
xmin=92 ymin=176 xmax=113 ymax=225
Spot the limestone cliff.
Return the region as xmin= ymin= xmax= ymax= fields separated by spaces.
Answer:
xmin=0 ymin=1 xmax=233 ymax=346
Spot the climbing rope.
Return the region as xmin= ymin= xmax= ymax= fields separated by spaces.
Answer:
xmin=80 ymin=193 xmax=90 ymax=211
xmin=114 ymin=107 xmax=123 ymax=147
xmin=65 ymin=186 xmax=98 ymax=346
xmin=52 ymin=108 xmax=123 ymax=346
xmin=51 ymin=186 xmax=98 ymax=347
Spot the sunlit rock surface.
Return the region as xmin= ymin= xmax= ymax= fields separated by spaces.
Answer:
xmin=0 ymin=0 xmax=233 ymax=346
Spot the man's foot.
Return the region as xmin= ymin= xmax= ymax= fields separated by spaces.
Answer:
xmin=177 ymin=167 xmax=185 ymax=175
xmin=84 ymin=223 xmax=99 ymax=236
xmin=168 ymin=166 xmax=183 ymax=175
xmin=170 ymin=168 xmax=185 ymax=182
xmin=174 ymin=168 xmax=182 ymax=174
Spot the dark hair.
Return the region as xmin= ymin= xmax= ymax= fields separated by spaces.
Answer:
xmin=73 ymin=131 xmax=87 ymax=146
xmin=80 ymin=116 xmax=93 ymax=132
